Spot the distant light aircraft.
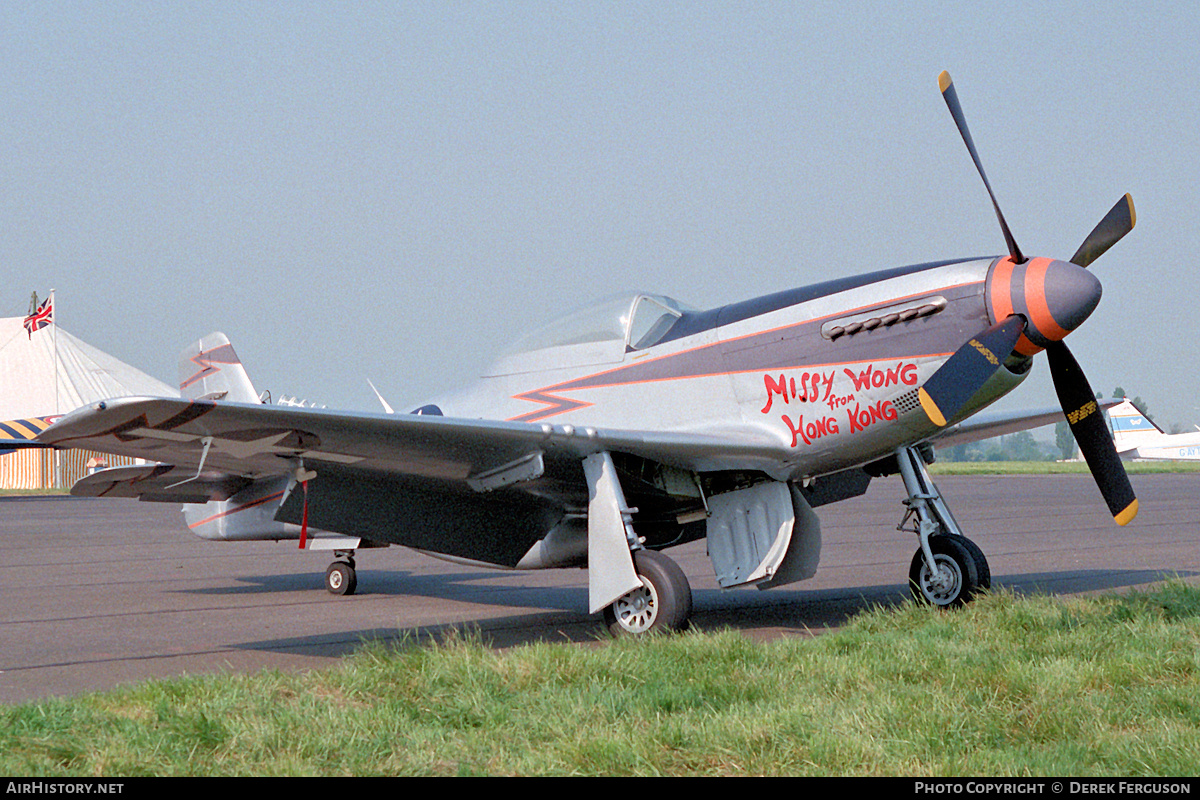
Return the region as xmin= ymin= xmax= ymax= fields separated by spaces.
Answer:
xmin=34 ymin=72 xmax=1139 ymax=635
xmin=1109 ymin=400 xmax=1200 ymax=460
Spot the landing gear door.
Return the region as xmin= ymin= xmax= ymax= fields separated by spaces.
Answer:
xmin=706 ymin=481 xmax=804 ymax=588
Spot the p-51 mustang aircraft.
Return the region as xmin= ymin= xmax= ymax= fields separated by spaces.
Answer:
xmin=36 ymin=72 xmax=1138 ymax=635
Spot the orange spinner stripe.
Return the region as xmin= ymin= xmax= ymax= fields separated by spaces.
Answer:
xmin=1023 ymin=257 xmax=1070 ymax=343
xmin=991 ymin=256 xmax=1041 ymax=356
xmin=1014 ymin=333 xmax=1042 ymax=357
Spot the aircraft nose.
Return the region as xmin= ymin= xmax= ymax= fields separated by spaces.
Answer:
xmin=986 ymin=257 xmax=1102 ymax=355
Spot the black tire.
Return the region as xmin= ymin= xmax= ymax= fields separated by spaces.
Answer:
xmin=909 ymin=536 xmax=983 ymax=608
xmin=953 ymin=535 xmax=991 ymax=590
xmin=325 ymin=561 xmax=357 ymax=596
xmin=603 ymin=549 xmax=692 ymax=636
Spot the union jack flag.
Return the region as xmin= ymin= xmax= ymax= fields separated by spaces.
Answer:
xmin=23 ymin=295 xmax=52 ymax=339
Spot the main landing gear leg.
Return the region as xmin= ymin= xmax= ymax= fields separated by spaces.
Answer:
xmin=895 ymin=445 xmax=990 ymax=607
xmin=582 ymin=451 xmax=693 ymax=636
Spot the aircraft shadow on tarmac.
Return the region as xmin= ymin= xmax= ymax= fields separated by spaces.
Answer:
xmin=179 ymin=567 xmax=589 ymax=611
xmin=227 ymin=567 xmax=1193 ymax=656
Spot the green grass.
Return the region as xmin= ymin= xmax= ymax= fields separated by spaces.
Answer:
xmin=4 ymin=582 xmax=1200 ymax=776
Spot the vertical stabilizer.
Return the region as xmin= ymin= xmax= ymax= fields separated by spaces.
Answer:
xmin=179 ymin=332 xmax=260 ymax=403
xmin=1108 ymin=399 xmax=1163 ymax=453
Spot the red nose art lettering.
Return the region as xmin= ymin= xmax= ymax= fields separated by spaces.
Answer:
xmin=761 ymin=374 xmax=788 ymax=414
xmin=770 ymin=361 xmax=915 ymax=447
xmin=760 ymin=370 xmax=836 ymax=414
xmin=781 ymin=413 xmax=840 ymax=447
xmin=847 ymin=400 xmax=898 ymax=433
xmin=843 ymin=362 xmax=918 ymax=392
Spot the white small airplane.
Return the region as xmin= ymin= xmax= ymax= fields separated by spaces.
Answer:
xmin=1109 ymin=400 xmax=1200 ymax=460
xmin=31 ymin=72 xmax=1140 ymax=635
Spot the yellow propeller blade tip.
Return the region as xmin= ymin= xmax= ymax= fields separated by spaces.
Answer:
xmin=938 ymin=71 xmax=952 ymax=92
xmin=1115 ymin=499 xmax=1138 ymax=527
xmin=918 ymin=387 xmax=947 ymax=427
xmin=1125 ymin=193 xmax=1137 ymax=229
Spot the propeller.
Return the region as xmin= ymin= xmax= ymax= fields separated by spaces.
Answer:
xmin=923 ymin=71 xmax=1138 ymax=526
xmin=1046 ymin=341 xmax=1138 ymax=525
xmin=939 ymin=71 xmax=1024 ymax=264
xmin=1071 ymin=193 xmax=1136 ymax=268
xmin=918 ymin=315 xmax=1027 ymax=427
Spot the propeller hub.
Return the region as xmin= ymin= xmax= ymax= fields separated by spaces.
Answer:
xmin=986 ymin=256 xmax=1102 ymax=355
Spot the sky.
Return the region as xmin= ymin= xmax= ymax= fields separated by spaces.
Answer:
xmin=3 ymin=2 xmax=1197 ymax=429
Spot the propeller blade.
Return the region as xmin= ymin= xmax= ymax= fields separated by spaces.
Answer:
xmin=918 ymin=315 xmax=1027 ymax=427
xmin=1046 ymin=341 xmax=1138 ymax=525
xmin=939 ymin=70 xmax=1025 ymax=264
xmin=1070 ymin=193 xmax=1137 ymax=268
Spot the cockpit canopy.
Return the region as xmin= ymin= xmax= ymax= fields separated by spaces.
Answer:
xmin=483 ymin=292 xmax=695 ymax=376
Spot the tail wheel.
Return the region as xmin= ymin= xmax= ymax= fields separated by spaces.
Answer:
xmin=909 ymin=536 xmax=985 ymax=608
xmin=603 ymin=549 xmax=692 ymax=636
xmin=325 ymin=561 xmax=358 ymax=596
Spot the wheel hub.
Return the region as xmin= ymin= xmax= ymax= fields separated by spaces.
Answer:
xmin=929 ymin=564 xmax=953 ymax=592
xmin=612 ymin=579 xmax=659 ymax=634
xmin=920 ymin=556 xmax=962 ymax=604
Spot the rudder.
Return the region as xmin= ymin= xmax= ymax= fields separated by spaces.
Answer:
xmin=1108 ymin=399 xmax=1162 ymax=451
xmin=179 ymin=332 xmax=260 ymax=403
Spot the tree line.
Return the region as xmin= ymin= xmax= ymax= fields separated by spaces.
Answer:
xmin=940 ymin=387 xmax=1150 ymax=462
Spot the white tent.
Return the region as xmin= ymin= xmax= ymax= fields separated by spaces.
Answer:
xmin=0 ymin=315 xmax=177 ymax=489
xmin=0 ymin=315 xmax=176 ymax=420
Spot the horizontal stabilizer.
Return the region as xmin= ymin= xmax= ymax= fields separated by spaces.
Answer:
xmin=71 ymin=463 xmax=251 ymax=503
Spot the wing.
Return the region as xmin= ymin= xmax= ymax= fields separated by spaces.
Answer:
xmin=40 ymin=396 xmax=787 ymax=485
xmin=927 ymin=399 xmax=1121 ymax=449
xmin=38 ymin=396 xmax=788 ymax=565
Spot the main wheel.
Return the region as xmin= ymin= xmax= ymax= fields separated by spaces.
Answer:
xmin=603 ymin=549 xmax=692 ymax=636
xmin=909 ymin=536 xmax=984 ymax=607
xmin=954 ymin=535 xmax=991 ymax=590
xmin=325 ymin=561 xmax=358 ymax=596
